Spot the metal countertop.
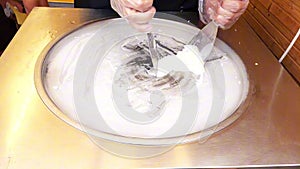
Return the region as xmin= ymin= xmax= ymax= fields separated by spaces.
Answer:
xmin=0 ymin=7 xmax=299 ymax=169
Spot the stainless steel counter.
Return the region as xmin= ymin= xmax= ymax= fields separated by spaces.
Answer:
xmin=0 ymin=8 xmax=300 ymax=168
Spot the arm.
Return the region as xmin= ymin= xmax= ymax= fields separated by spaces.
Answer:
xmin=0 ymin=0 xmax=24 ymax=12
xmin=22 ymin=0 xmax=49 ymax=13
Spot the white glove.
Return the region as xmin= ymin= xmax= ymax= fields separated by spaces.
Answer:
xmin=110 ymin=0 xmax=156 ymax=32
xmin=199 ymin=0 xmax=249 ymax=29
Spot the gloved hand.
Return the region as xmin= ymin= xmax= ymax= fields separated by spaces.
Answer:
xmin=110 ymin=0 xmax=156 ymax=32
xmin=199 ymin=0 xmax=249 ymax=29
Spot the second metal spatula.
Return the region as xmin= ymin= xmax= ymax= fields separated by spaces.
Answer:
xmin=146 ymin=21 xmax=218 ymax=74
xmin=189 ymin=21 xmax=219 ymax=61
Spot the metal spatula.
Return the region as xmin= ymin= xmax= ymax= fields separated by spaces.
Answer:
xmin=147 ymin=32 xmax=159 ymax=74
xmin=146 ymin=21 xmax=218 ymax=74
xmin=189 ymin=21 xmax=219 ymax=61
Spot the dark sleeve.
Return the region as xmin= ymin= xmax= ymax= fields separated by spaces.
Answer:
xmin=0 ymin=7 xmax=18 ymax=52
xmin=74 ymin=0 xmax=197 ymax=11
xmin=74 ymin=0 xmax=111 ymax=9
xmin=154 ymin=0 xmax=198 ymax=11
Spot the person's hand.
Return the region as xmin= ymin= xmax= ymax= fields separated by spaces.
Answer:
xmin=22 ymin=0 xmax=48 ymax=13
xmin=199 ymin=0 xmax=249 ymax=29
xmin=110 ymin=0 xmax=156 ymax=32
xmin=0 ymin=0 xmax=24 ymax=12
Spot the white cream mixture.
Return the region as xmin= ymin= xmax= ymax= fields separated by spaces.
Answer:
xmin=44 ymin=21 xmax=249 ymax=139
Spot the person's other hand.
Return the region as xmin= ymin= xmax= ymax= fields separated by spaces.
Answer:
xmin=199 ymin=0 xmax=249 ymax=29
xmin=22 ymin=0 xmax=48 ymax=13
xmin=110 ymin=0 xmax=156 ymax=32
xmin=0 ymin=0 xmax=24 ymax=12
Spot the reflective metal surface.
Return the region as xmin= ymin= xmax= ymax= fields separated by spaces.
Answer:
xmin=0 ymin=8 xmax=300 ymax=168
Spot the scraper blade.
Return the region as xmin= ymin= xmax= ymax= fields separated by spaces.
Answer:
xmin=189 ymin=21 xmax=218 ymax=61
xmin=147 ymin=32 xmax=159 ymax=74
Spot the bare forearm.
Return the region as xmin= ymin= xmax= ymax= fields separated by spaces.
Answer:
xmin=22 ymin=0 xmax=49 ymax=13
